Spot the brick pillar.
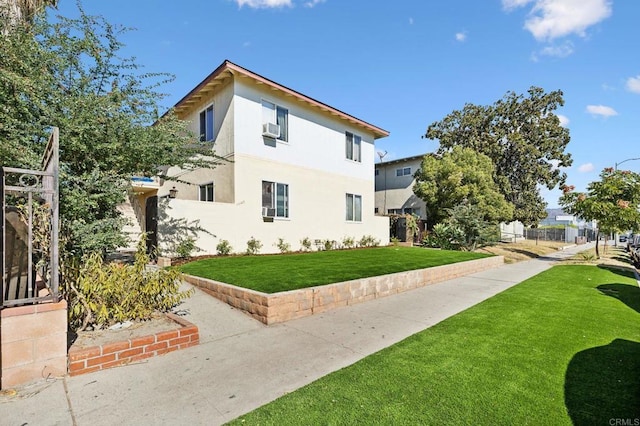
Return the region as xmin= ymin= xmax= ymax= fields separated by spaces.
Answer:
xmin=0 ymin=300 xmax=67 ymax=389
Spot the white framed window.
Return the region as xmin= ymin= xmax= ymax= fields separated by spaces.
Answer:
xmin=345 ymin=132 xmax=361 ymax=162
xmin=396 ymin=167 xmax=411 ymax=177
xmin=199 ymin=182 xmax=214 ymax=202
xmin=262 ymin=100 xmax=288 ymax=142
xmin=346 ymin=193 xmax=362 ymax=222
xmin=199 ymin=104 xmax=214 ymax=142
xmin=262 ymin=181 xmax=289 ymax=218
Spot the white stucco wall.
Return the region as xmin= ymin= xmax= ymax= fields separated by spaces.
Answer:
xmin=232 ymin=78 xmax=376 ymax=182
xmin=156 ymin=72 xmax=389 ymax=254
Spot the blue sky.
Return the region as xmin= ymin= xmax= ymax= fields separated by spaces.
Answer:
xmin=52 ymin=0 xmax=639 ymax=208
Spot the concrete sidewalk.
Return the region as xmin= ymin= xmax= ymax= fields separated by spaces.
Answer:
xmin=2 ymin=242 xmax=595 ymax=425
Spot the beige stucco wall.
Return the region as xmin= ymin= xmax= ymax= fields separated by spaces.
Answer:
xmin=159 ymin=154 xmax=389 ymax=255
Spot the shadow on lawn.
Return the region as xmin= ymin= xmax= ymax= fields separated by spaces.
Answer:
xmin=565 ymin=339 xmax=640 ymax=424
xmin=597 ymin=282 xmax=640 ymax=314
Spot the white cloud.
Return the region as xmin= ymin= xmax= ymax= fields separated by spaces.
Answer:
xmin=586 ymin=104 xmax=618 ymax=117
xmin=235 ymin=0 xmax=292 ymax=8
xmin=503 ymin=0 xmax=612 ymax=41
xmin=537 ymin=40 xmax=574 ymax=58
xmin=626 ymin=75 xmax=640 ymax=94
xmin=455 ymin=31 xmax=467 ymax=42
xmin=304 ymin=0 xmax=325 ymax=7
xmin=502 ymin=0 xmax=534 ymax=10
xmin=578 ymin=163 xmax=594 ymax=173
xmin=409 ymin=17 xmax=414 ymax=25
xmin=243 ymin=41 xmax=251 ymax=47
xmin=557 ymin=114 xmax=569 ymax=127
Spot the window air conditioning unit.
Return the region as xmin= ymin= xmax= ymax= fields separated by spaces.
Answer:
xmin=262 ymin=207 xmax=276 ymax=217
xmin=262 ymin=122 xmax=280 ymax=138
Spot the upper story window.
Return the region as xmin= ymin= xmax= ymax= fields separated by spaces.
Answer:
xmin=346 ymin=193 xmax=362 ymax=222
xmin=262 ymin=100 xmax=288 ymax=142
xmin=199 ymin=182 xmax=214 ymax=202
xmin=262 ymin=180 xmax=289 ymax=218
xmin=345 ymin=132 xmax=361 ymax=162
xmin=199 ymin=104 xmax=214 ymax=142
xmin=396 ymin=167 xmax=411 ymax=177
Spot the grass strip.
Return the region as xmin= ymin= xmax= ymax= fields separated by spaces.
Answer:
xmin=229 ymin=265 xmax=640 ymax=425
xmin=179 ymin=246 xmax=489 ymax=293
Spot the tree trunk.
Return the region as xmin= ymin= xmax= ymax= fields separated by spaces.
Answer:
xmin=595 ymin=231 xmax=600 ymax=259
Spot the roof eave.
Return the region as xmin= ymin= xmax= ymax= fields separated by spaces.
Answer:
xmin=166 ymin=60 xmax=390 ymax=139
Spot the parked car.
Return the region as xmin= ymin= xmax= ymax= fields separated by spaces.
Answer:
xmin=629 ymin=235 xmax=640 ymax=267
xmin=619 ymin=235 xmax=628 ymax=243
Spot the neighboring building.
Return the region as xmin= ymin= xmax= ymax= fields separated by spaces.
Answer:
xmin=539 ymin=208 xmax=579 ymax=227
xmin=373 ymin=153 xmax=525 ymax=242
xmin=127 ymin=60 xmax=390 ymax=255
xmin=374 ymin=154 xmax=427 ymax=219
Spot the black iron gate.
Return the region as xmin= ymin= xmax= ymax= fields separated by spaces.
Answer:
xmin=1 ymin=128 xmax=60 ymax=308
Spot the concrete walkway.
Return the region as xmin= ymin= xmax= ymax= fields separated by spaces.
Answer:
xmin=2 ymin=242 xmax=596 ymax=425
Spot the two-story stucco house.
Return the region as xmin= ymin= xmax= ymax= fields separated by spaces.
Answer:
xmin=128 ymin=61 xmax=390 ymax=255
xmin=374 ymin=154 xmax=427 ymax=219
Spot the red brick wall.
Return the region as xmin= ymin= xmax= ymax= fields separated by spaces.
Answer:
xmin=68 ymin=313 xmax=198 ymax=377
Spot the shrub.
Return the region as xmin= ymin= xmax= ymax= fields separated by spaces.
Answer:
xmin=64 ymin=235 xmax=193 ymax=331
xmin=275 ymin=238 xmax=291 ymax=253
xmin=579 ymin=251 xmax=597 ymax=262
xmin=423 ymin=223 xmax=464 ymax=250
xmin=358 ymin=235 xmax=380 ymax=247
xmin=341 ymin=236 xmax=355 ymax=249
xmin=216 ymin=239 xmax=233 ymax=256
xmin=405 ymin=214 xmax=420 ymax=242
xmin=322 ymin=239 xmax=337 ymax=251
xmin=300 ymin=237 xmax=312 ymax=251
xmin=246 ymin=236 xmax=263 ymax=255
xmin=391 ymin=237 xmax=401 ymax=246
xmin=445 ymin=204 xmax=500 ymax=250
xmin=175 ymin=236 xmax=198 ymax=259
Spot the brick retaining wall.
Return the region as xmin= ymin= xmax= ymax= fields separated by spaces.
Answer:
xmin=68 ymin=313 xmax=199 ymax=377
xmin=184 ymin=255 xmax=504 ymax=325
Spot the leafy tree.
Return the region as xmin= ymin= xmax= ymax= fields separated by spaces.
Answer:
xmin=413 ymin=146 xmax=513 ymax=229
xmin=0 ymin=6 xmax=219 ymax=257
xmin=0 ymin=0 xmax=57 ymax=25
xmin=425 ymin=87 xmax=572 ymax=226
xmin=559 ymin=168 xmax=640 ymax=258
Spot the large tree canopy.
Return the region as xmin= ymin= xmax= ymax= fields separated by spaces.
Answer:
xmin=0 ymin=5 xmax=218 ymax=255
xmin=425 ymin=87 xmax=572 ymax=226
xmin=559 ymin=168 xmax=640 ymax=258
xmin=413 ymin=146 xmax=513 ymax=229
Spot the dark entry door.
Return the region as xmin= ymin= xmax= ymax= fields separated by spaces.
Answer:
xmin=145 ymin=196 xmax=158 ymax=258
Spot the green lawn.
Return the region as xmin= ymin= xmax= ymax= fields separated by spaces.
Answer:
xmin=179 ymin=246 xmax=489 ymax=293
xmin=229 ymin=265 xmax=640 ymax=425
